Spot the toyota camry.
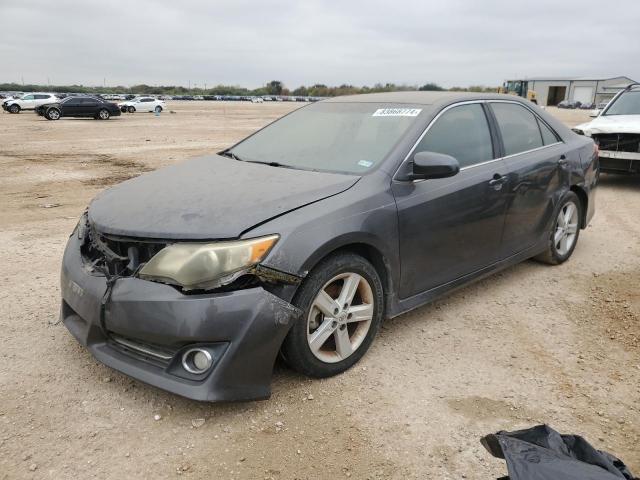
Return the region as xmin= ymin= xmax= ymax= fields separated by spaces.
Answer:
xmin=60 ymin=92 xmax=598 ymax=402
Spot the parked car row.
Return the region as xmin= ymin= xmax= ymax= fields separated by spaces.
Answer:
xmin=170 ymin=94 xmax=320 ymax=102
xmin=557 ymin=100 xmax=596 ymax=110
xmin=2 ymin=92 xmax=170 ymax=120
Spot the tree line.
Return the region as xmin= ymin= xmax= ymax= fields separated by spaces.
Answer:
xmin=0 ymin=80 xmax=498 ymax=97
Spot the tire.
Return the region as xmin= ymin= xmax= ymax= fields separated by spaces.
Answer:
xmin=45 ymin=108 xmax=61 ymax=121
xmin=154 ymin=105 xmax=162 ymax=113
xmin=9 ymin=104 xmax=20 ymax=114
xmin=281 ymin=252 xmax=384 ymax=378
xmin=535 ymin=191 xmax=582 ymax=265
xmin=97 ymin=108 xmax=110 ymax=120
xmin=127 ymin=106 xmax=135 ymax=113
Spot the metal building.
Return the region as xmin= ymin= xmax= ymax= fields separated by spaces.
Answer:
xmin=503 ymin=76 xmax=637 ymax=106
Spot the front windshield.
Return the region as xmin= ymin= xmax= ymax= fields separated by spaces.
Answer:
xmin=228 ymin=102 xmax=423 ymax=174
xmin=604 ymin=90 xmax=640 ymax=115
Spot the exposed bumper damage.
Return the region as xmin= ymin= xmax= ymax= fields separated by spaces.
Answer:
xmin=593 ymin=133 xmax=640 ymax=173
xmin=60 ymin=226 xmax=303 ymax=402
xmin=573 ymin=116 xmax=640 ymax=174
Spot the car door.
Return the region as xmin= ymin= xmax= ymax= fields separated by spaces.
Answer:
xmin=488 ymin=101 xmax=569 ymax=257
xmin=62 ymin=97 xmax=83 ymax=116
xmin=140 ymin=98 xmax=153 ymax=111
xmin=79 ymin=98 xmax=99 ymax=116
xmin=20 ymin=94 xmax=35 ymax=109
xmin=33 ymin=94 xmax=50 ymax=107
xmin=392 ymin=102 xmax=510 ymax=299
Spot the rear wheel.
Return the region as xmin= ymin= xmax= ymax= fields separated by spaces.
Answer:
xmin=9 ymin=104 xmax=20 ymax=114
xmin=45 ymin=108 xmax=61 ymax=121
xmin=282 ymin=253 xmax=383 ymax=378
xmin=535 ymin=191 xmax=581 ymax=265
xmin=127 ymin=106 xmax=135 ymax=113
xmin=97 ymin=108 xmax=110 ymax=120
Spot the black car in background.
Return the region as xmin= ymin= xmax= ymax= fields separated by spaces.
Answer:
xmin=36 ymin=96 xmax=121 ymax=120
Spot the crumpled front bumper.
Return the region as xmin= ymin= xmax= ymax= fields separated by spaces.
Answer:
xmin=60 ymin=233 xmax=302 ymax=402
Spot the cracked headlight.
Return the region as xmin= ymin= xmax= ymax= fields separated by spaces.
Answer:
xmin=138 ymin=235 xmax=279 ymax=290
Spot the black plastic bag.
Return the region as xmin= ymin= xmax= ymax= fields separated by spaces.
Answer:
xmin=481 ymin=424 xmax=637 ymax=480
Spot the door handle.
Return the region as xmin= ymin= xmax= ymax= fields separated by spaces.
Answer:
xmin=558 ymin=154 xmax=568 ymax=166
xmin=488 ymin=174 xmax=508 ymax=190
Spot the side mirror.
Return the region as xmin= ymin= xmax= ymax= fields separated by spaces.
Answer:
xmin=589 ymin=110 xmax=600 ymax=118
xmin=409 ymin=151 xmax=460 ymax=180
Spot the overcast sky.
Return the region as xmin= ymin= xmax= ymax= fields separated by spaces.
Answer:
xmin=1 ymin=0 xmax=638 ymax=89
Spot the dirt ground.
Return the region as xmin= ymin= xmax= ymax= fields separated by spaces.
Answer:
xmin=0 ymin=102 xmax=638 ymax=480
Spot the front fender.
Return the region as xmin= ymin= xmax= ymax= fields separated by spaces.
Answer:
xmin=245 ymin=173 xmax=400 ymax=303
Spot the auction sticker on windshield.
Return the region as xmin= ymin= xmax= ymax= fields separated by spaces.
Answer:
xmin=372 ymin=108 xmax=422 ymax=117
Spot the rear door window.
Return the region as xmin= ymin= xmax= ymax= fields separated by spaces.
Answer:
xmin=491 ymin=103 xmax=543 ymax=155
xmin=414 ymin=103 xmax=494 ymax=168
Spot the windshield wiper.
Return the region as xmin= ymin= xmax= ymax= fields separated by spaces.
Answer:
xmin=220 ymin=150 xmax=242 ymax=161
xmin=243 ymin=160 xmax=295 ymax=169
xmin=220 ymin=151 xmax=294 ymax=169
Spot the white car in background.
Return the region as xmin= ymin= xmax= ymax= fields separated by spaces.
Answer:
xmin=118 ymin=97 xmax=166 ymax=113
xmin=573 ymin=84 xmax=640 ymax=174
xmin=2 ymin=93 xmax=58 ymax=113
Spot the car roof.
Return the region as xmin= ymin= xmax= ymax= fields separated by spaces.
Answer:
xmin=322 ymin=91 xmax=519 ymax=105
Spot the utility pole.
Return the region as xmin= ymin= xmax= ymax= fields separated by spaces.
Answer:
xmin=188 ymin=80 xmax=191 ymax=90
xmin=21 ymin=75 xmax=24 ymax=86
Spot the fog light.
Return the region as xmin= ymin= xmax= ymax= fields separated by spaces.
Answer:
xmin=181 ymin=348 xmax=213 ymax=374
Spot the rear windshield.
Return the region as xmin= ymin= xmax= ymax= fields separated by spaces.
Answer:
xmin=228 ymin=102 xmax=423 ymax=174
xmin=604 ymin=91 xmax=640 ymax=115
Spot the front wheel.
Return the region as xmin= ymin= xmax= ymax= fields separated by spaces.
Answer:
xmin=535 ymin=191 xmax=581 ymax=265
xmin=97 ymin=108 xmax=110 ymax=120
xmin=9 ymin=104 xmax=20 ymax=114
xmin=45 ymin=108 xmax=61 ymax=120
xmin=154 ymin=105 xmax=162 ymax=113
xmin=281 ymin=253 xmax=384 ymax=378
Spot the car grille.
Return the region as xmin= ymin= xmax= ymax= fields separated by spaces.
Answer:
xmin=592 ymin=133 xmax=640 ymax=153
xmin=80 ymin=219 xmax=169 ymax=276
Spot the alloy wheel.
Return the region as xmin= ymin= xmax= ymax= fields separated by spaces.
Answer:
xmin=307 ymin=272 xmax=374 ymax=363
xmin=99 ymin=109 xmax=109 ymax=120
xmin=48 ymin=109 xmax=60 ymax=120
xmin=554 ymin=201 xmax=579 ymax=256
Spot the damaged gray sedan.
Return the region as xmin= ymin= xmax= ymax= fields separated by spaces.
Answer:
xmin=60 ymin=92 xmax=598 ymax=401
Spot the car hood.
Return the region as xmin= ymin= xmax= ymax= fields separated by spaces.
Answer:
xmin=575 ymin=114 xmax=640 ymax=136
xmin=88 ymin=155 xmax=360 ymax=239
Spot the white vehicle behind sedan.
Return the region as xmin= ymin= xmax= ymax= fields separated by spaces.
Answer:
xmin=573 ymin=84 xmax=640 ymax=174
xmin=118 ymin=97 xmax=166 ymax=113
xmin=2 ymin=93 xmax=58 ymax=113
